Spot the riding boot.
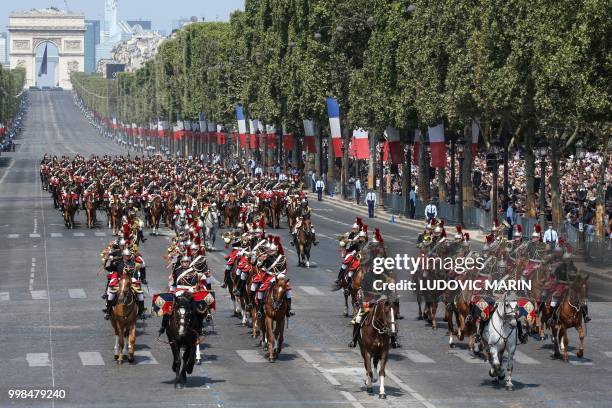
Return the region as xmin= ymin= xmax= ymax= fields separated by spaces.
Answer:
xmin=257 ymin=299 xmax=265 ymax=318
xmin=335 ymin=269 xmax=345 ymax=285
xmin=344 ymin=276 xmax=353 ymax=296
xmin=547 ymin=305 xmax=559 ymax=326
xmin=158 ymin=315 xmax=169 ymax=335
xmin=312 ymin=232 xmax=318 ymax=246
xmin=221 ymin=267 xmax=230 ymax=288
xmin=348 ymin=323 xmax=360 ymax=348
xmin=290 ymin=232 xmax=296 ymax=246
xmin=285 ymin=298 xmax=294 ymax=317
xmin=103 ymin=298 xmax=115 ymax=320
xmin=138 ymin=229 xmax=147 ymax=243
xmin=517 ymin=322 xmax=528 ymax=344
xmin=139 ymin=268 xmax=147 ymax=285
xmin=582 ymin=305 xmax=591 ymax=323
xmin=390 ymin=334 xmax=401 ymax=349
xmin=137 ymin=300 xmax=146 ymax=319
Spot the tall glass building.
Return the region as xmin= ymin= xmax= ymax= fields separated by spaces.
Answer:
xmin=84 ymin=20 xmax=100 ymax=74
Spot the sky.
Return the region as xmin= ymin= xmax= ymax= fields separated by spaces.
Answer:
xmin=0 ymin=0 xmax=244 ymax=33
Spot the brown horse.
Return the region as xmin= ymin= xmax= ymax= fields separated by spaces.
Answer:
xmin=63 ymin=194 xmax=78 ymax=229
xmin=149 ymin=196 xmax=163 ymax=235
xmin=269 ymin=194 xmax=282 ymax=229
xmin=164 ymin=195 xmax=175 ymax=228
xmin=358 ymin=297 xmax=393 ymax=399
xmin=552 ymin=273 xmax=589 ymax=362
xmin=224 ymin=198 xmax=239 ymax=228
xmin=286 ymin=199 xmax=297 ymax=231
xmin=110 ymin=270 xmax=138 ymax=364
xmin=109 ymin=195 xmax=123 ymax=236
xmin=263 ymin=277 xmax=289 ymax=362
xmin=446 ymin=266 xmax=480 ymax=350
xmin=84 ymin=193 xmax=96 ymax=229
xmin=294 ymin=219 xmax=314 ymax=268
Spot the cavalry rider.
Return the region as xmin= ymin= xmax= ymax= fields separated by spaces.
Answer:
xmin=349 ymin=293 xmax=401 ymax=349
xmin=221 ymin=235 xmax=242 ymax=289
xmin=290 ymin=199 xmax=318 ymax=246
xmin=335 ymin=227 xmax=368 ymax=289
xmin=540 ymin=259 xmax=591 ymax=325
xmin=102 ymin=248 xmax=146 ymax=320
xmin=251 ymin=236 xmax=294 ymax=318
xmin=233 ymin=235 xmax=267 ymax=298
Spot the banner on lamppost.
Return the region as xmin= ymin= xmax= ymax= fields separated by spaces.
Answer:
xmin=207 ymin=121 xmax=216 ymax=143
xmin=236 ymin=106 xmax=248 ymax=148
xmin=266 ymin=125 xmax=276 ymax=149
xmin=428 ymin=122 xmax=446 ymax=168
xmin=303 ymin=119 xmax=317 ymax=153
xmin=326 ymin=97 xmax=343 ymax=158
xmin=383 ymin=126 xmax=402 ymax=164
xmin=351 ymin=128 xmax=369 ymax=159
xmin=157 ymin=120 xmax=168 ymax=138
xmin=173 ymin=120 xmax=184 ymax=141
xmin=217 ymin=124 xmax=226 ymax=145
xmin=282 ymin=125 xmax=294 ymax=151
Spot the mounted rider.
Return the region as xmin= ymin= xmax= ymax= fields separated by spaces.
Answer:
xmin=335 ymin=226 xmax=368 ymax=289
xmin=102 ymin=247 xmax=146 ymax=320
xmin=290 ymin=198 xmax=318 ymax=246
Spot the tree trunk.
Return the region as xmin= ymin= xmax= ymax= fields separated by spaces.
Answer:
xmin=524 ymin=130 xmax=537 ymax=218
xmin=462 ymin=125 xmax=473 ymax=209
xmin=438 ymin=168 xmax=447 ymax=202
xmin=314 ymin=126 xmax=321 ymax=178
xmin=368 ymin=133 xmax=376 ymax=189
xmin=595 ymin=131 xmax=609 ymax=238
xmin=550 ymin=135 xmax=563 ymax=227
xmin=418 ymin=131 xmax=430 ymax=202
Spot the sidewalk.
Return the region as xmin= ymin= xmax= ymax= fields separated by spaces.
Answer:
xmin=307 ymin=191 xmax=486 ymax=243
xmin=573 ymin=262 xmax=612 ymax=282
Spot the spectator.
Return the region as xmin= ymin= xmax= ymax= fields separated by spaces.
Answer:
xmin=425 ymin=199 xmax=437 ymax=221
xmin=409 ymin=186 xmax=417 ymax=219
xmin=315 ymin=177 xmax=325 ymax=201
xmin=355 ymin=178 xmax=362 ymax=205
xmin=365 ymin=188 xmax=377 ymax=218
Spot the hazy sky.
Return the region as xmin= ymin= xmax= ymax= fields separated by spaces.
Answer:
xmin=1 ymin=0 xmax=244 ymax=33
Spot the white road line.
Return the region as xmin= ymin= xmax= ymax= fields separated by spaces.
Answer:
xmin=402 ymin=350 xmax=435 ymax=363
xmin=236 ymin=350 xmax=267 ymax=363
xmin=50 ymin=233 xmax=63 ymax=237
xmin=73 ymin=232 xmax=85 ymax=237
xmin=94 ymin=232 xmax=107 ymax=237
xmin=0 ymin=292 xmax=9 ymax=301
xmin=134 ymin=350 xmax=159 ymax=365
xmin=386 ymin=370 xmax=437 ymax=408
xmin=26 ymin=353 xmax=51 ymax=367
xmin=513 ymin=350 xmax=541 ymax=365
xmin=68 ymin=288 xmax=87 ymax=299
xmin=300 ymin=286 xmax=326 ymax=296
xmin=30 ymin=233 xmax=41 ymax=238
xmin=604 ymin=352 xmax=612 ymax=358
xmin=297 ymin=350 xmax=342 ymax=386
xmin=79 ymin=351 xmax=105 ymax=366
xmin=296 ymin=349 xmax=315 ymax=363
xmin=8 ymin=234 xmax=19 ymax=238
xmin=339 ymin=391 xmax=365 ymax=408
xmin=31 ymin=290 xmax=48 ymax=300
xmin=448 ymin=349 xmax=486 ymax=364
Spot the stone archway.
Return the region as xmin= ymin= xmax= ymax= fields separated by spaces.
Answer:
xmin=8 ymin=8 xmax=85 ymax=90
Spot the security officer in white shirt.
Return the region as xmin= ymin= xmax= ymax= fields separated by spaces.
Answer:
xmin=543 ymin=222 xmax=558 ymax=249
xmin=425 ymin=199 xmax=437 ymax=221
xmin=355 ymin=179 xmax=362 ymax=205
xmin=365 ymin=189 xmax=377 ymax=218
xmin=315 ymin=178 xmax=325 ymax=201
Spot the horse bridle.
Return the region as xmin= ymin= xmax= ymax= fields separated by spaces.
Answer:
xmin=370 ymin=302 xmax=391 ymax=335
xmin=487 ymin=297 xmax=518 ymax=346
xmin=271 ymin=280 xmax=286 ymax=311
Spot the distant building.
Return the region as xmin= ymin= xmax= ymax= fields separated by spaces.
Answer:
xmin=171 ymin=17 xmax=193 ymax=31
xmin=111 ymin=31 xmax=164 ymax=72
xmin=127 ymin=20 xmax=152 ymax=31
xmin=84 ymin=20 xmax=100 ymax=74
xmin=0 ymin=33 xmax=7 ymax=65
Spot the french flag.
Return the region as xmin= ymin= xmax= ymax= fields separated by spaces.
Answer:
xmin=282 ymin=125 xmax=294 ymax=151
xmin=184 ymin=120 xmax=192 ymax=139
xmin=412 ymin=129 xmax=420 ymax=165
xmin=236 ymin=106 xmax=247 ymax=148
xmin=428 ymin=122 xmax=446 ymax=168
xmin=302 ymin=119 xmax=316 ymax=153
xmin=111 ymin=114 xmax=118 ymax=130
xmin=198 ymin=113 xmax=207 ymax=143
xmin=216 ymin=124 xmax=225 ymax=145
xmin=351 ymin=128 xmax=369 ymax=159
xmin=384 ymin=126 xmax=402 ymax=164
xmin=471 ymin=118 xmax=480 ymax=156
xmin=266 ymin=125 xmax=276 ymax=149
xmin=173 ymin=120 xmax=184 ymax=141
xmin=326 ymin=97 xmax=343 ymax=158
xmin=249 ymin=119 xmax=258 ymax=149
xmin=207 ymin=121 xmax=216 ymax=143
xmin=157 ymin=120 xmax=167 ymax=138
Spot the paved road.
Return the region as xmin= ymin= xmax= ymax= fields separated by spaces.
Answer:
xmin=0 ymin=91 xmax=611 ymax=408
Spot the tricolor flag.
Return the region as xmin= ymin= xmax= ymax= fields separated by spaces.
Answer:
xmin=326 ymin=97 xmax=343 ymax=158
xmin=282 ymin=125 xmax=294 ymax=151
xmin=111 ymin=114 xmax=118 ymax=130
xmin=132 ymin=123 xmax=138 ymax=137
xmin=303 ymin=119 xmax=317 ymax=153
xmin=173 ymin=120 xmax=184 ymax=141
xmin=351 ymin=128 xmax=369 ymax=159
xmin=383 ymin=126 xmax=402 ymax=164
xmin=249 ymin=119 xmax=259 ymax=149
xmin=207 ymin=121 xmax=216 ymax=144
xmin=184 ymin=120 xmax=192 ymax=139
xmin=236 ymin=106 xmax=247 ymax=148
xmin=157 ymin=120 xmax=168 ymax=138
xmin=412 ymin=130 xmax=420 ymax=165
xmin=471 ymin=118 xmax=480 ymax=156
xmin=216 ymin=124 xmax=225 ymax=145
xmin=428 ymin=122 xmax=446 ymax=168
xmin=258 ymin=121 xmax=266 ymax=148
xmin=198 ymin=113 xmax=207 ymax=143
xmin=266 ymin=125 xmax=276 ymax=149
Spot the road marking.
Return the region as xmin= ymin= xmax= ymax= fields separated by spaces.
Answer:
xmin=604 ymin=352 xmax=612 ymax=358
xmin=300 ymin=286 xmax=325 ymax=296
xmin=296 ymin=350 xmax=342 ymax=386
xmin=68 ymin=288 xmax=87 ymax=299
xmin=30 ymin=233 xmax=41 ymax=238
xmin=513 ymin=350 xmax=540 ymax=364
xmin=134 ymin=350 xmax=158 ymax=365
xmin=27 ymin=353 xmax=51 ymax=367
xmin=339 ymin=391 xmax=365 ymax=408
xmin=94 ymin=232 xmax=107 ymax=237
xmin=0 ymin=292 xmax=9 ymax=301
xmin=79 ymin=351 xmax=105 ymax=366
xmin=50 ymin=232 xmax=62 ymax=237
xmin=31 ymin=290 xmax=48 ymax=300
xmin=236 ymin=350 xmax=267 ymax=363
xmin=402 ymin=350 xmax=435 ymax=363
xmin=386 ymin=370 xmax=437 ymax=408
xmin=8 ymin=234 xmax=19 ymax=238
xmin=448 ymin=349 xmax=486 ymax=364
xmin=73 ymin=232 xmax=85 ymax=237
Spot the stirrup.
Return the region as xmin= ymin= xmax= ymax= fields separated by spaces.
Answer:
xmin=348 ymin=340 xmax=357 ymax=348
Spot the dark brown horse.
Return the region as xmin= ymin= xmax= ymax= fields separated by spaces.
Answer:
xmin=269 ymin=194 xmax=282 ymax=229
xmin=166 ymin=293 xmax=199 ymax=388
xmin=224 ymin=198 xmax=239 ymax=228
xmin=110 ymin=269 xmax=137 ymax=364
xmin=109 ymin=195 xmax=123 ymax=236
xmin=294 ymin=219 xmax=313 ymax=268
xmin=263 ymin=277 xmax=289 ymax=362
xmin=552 ymin=273 xmax=589 ymax=362
xmin=358 ymin=297 xmax=393 ymax=399
xmin=84 ymin=193 xmax=96 ymax=229
xmin=63 ymin=193 xmax=78 ymax=229
xmin=149 ymin=196 xmax=163 ymax=235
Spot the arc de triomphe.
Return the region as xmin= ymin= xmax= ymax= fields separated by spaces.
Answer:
xmin=9 ymin=8 xmax=85 ymax=90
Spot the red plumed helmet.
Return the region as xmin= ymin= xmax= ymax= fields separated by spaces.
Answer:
xmin=274 ymin=236 xmax=284 ymax=255
xmin=374 ymin=228 xmax=384 ymax=243
xmin=356 ymin=217 xmax=363 ymax=228
xmin=485 ymin=234 xmax=493 ymax=243
xmin=362 ymin=225 xmax=368 ymax=234
xmin=463 ymin=232 xmax=470 ymax=241
xmin=456 ymin=224 xmax=462 ymax=233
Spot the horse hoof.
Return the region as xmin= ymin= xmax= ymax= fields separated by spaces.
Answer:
xmin=577 ymin=350 xmax=584 ymax=358
xmin=114 ymin=354 xmax=119 ymax=361
xmin=366 ymin=387 xmax=373 ymax=394
xmin=506 ymin=385 xmax=514 ymax=391
xmin=379 ymin=394 xmax=386 ymax=399
xmin=449 ymin=343 xmax=456 ymax=349
xmin=268 ymin=357 xmax=275 ymax=363
xmin=489 ymin=368 xmax=496 ymax=378
xmin=196 ymin=359 xmax=201 ymax=365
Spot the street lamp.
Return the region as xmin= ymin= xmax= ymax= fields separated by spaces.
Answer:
xmin=487 ymin=140 xmax=501 ymax=228
xmin=404 ymin=137 xmax=414 ymax=218
xmin=575 ymin=141 xmax=587 ymax=257
xmin=535 ymin=140 xmax=548 ymax=227
xmin=456 ymin=135 xmax=466 ymax=226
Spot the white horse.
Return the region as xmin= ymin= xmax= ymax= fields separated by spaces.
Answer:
xmin=481 ymin=294 xmax=518 ymax=391
xmin=203 ymin=208 xmax=219 ymax=250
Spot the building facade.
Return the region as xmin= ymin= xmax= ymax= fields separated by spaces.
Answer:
xmin=84 ymin=20 xmax=100 ymax=74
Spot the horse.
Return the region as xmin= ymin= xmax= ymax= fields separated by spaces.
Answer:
xmin=446 ymin=265 xmax=481 ymax=350
xmin=269 ymin=194 xmax=282 ymax=229
xmin=223 ymin=199 xmax=239 ymax=228
xmin=263 ymin=277 xmax=289 ymax=362
xmin=164 ymin=196 xmax=175 ymax=228
xmin=481 ymin=294 xmax=518 ymax=391
xmin=63 ymin=193 xmax=78 ymax=229
xmin=357 ymin=297 xmax=394 ymax=399
xmin=294 ymin=218 xmax=313 ymax=268
xmin=109 ymin=195 xmax=123 ymax=236
xmin=110 ymin=269 xmax=138 ymax=364
xmin=149 ymin=195 xmax=163 ymax=236
xmin=551 ymin=273 xmax=589 ymax=362
xmin=174 ymin=206 xmax=188 ymax=237
xmin=203 ymin=208 xmax=219 ymax=250
xmin=84 ymin=193 xmax=97 ymax=229
xmin=166 ymin=293 xmax=199 ymax=389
